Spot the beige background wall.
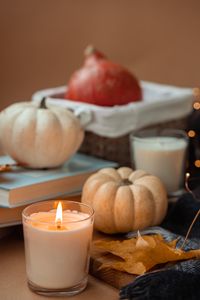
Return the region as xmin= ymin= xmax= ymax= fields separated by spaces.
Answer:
xmin=0 ymin=0 xmax=200 ymax=110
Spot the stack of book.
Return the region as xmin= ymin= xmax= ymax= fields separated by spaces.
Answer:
xmin=0 ymin=153 xmax=117 ymax=227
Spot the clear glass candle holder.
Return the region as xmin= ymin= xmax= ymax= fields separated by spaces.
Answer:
xmin=22 ymin=200 xmax=94 ymax=296
xmin=130 ymin=128 xmax=189 ymax=197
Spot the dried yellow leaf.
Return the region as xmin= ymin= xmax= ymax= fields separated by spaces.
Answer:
xmin=94 ymin=234 xmax=200 ymax=275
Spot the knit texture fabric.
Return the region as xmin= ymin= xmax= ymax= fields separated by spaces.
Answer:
xmin=120 ymin=187 xmax=200 ymax=300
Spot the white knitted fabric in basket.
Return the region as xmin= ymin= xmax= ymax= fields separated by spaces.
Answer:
xmin=32 ymin=81 xmax=193 ymax=138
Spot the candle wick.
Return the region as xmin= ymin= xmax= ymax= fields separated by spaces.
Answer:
xmin=56 ymin=219 xmax=62 ymax=230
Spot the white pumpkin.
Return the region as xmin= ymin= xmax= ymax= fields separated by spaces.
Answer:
xmin=82 ymin=167 xmax=168 ymax=234
xmin=0 ymin=99 xmax=84 ymax=168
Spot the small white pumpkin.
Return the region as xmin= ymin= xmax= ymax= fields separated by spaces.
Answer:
xmin=82 ymin=167 xmax=168 ymax=234
xmin=0 ymin=99 xmax=84 ymax=168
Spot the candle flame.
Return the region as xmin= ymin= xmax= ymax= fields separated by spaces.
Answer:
xmin=55 ymin=201 xmax=63 ymax=228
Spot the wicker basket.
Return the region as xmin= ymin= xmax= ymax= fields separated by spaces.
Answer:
xmin=79 ymin=116 xmax=188 ymax=166
xmin=31 ymin=82 xmax=193 ymax=166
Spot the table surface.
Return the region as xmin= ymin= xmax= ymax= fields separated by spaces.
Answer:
xmin=0 ymin=226 xmax=119 ymax=300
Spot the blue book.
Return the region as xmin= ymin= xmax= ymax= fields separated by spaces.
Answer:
xmin=0 ymin=154 xmax=118 ymax=208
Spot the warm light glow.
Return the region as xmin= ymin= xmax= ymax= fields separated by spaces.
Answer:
xmin=55 ymin=202 xmax=63 ymax=225
xmin=194 ymin=160 xmax=200 ymax=168
xmin=193 ymin=102 xmax=200 ymax=110
xmin=193 ymin=88 xmax=200 ymax=98
xmin=188 ymin=130 xmax=196 ymax=138
xmin=185 ymin=172 xmax=190 ymax=180
xmin=185 ymin=172 xmax=191 ymax=194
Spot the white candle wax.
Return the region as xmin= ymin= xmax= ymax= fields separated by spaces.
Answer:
xmin=23 ymin=209 xmax=93 ymax=289
xmin=132 ymin=136 xmax=187 ymax=193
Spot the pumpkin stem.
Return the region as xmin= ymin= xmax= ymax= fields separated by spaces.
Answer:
xmin=120 ymin=179 xmax=132 ymax=186
xmin=40 ymin=97 xmax=47 ymax=109
xmin=84 ymin=45 xmax=105 ymax=59
xmin=84 ymin=45 xmax=96 ymax=56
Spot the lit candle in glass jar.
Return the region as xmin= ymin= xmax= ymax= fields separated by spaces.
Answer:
xmin=22 ymin=200 xmax=94 ymax=296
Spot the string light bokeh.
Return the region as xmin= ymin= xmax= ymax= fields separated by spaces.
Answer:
xmin=187 ymin=88 xmax=200 ymax=175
